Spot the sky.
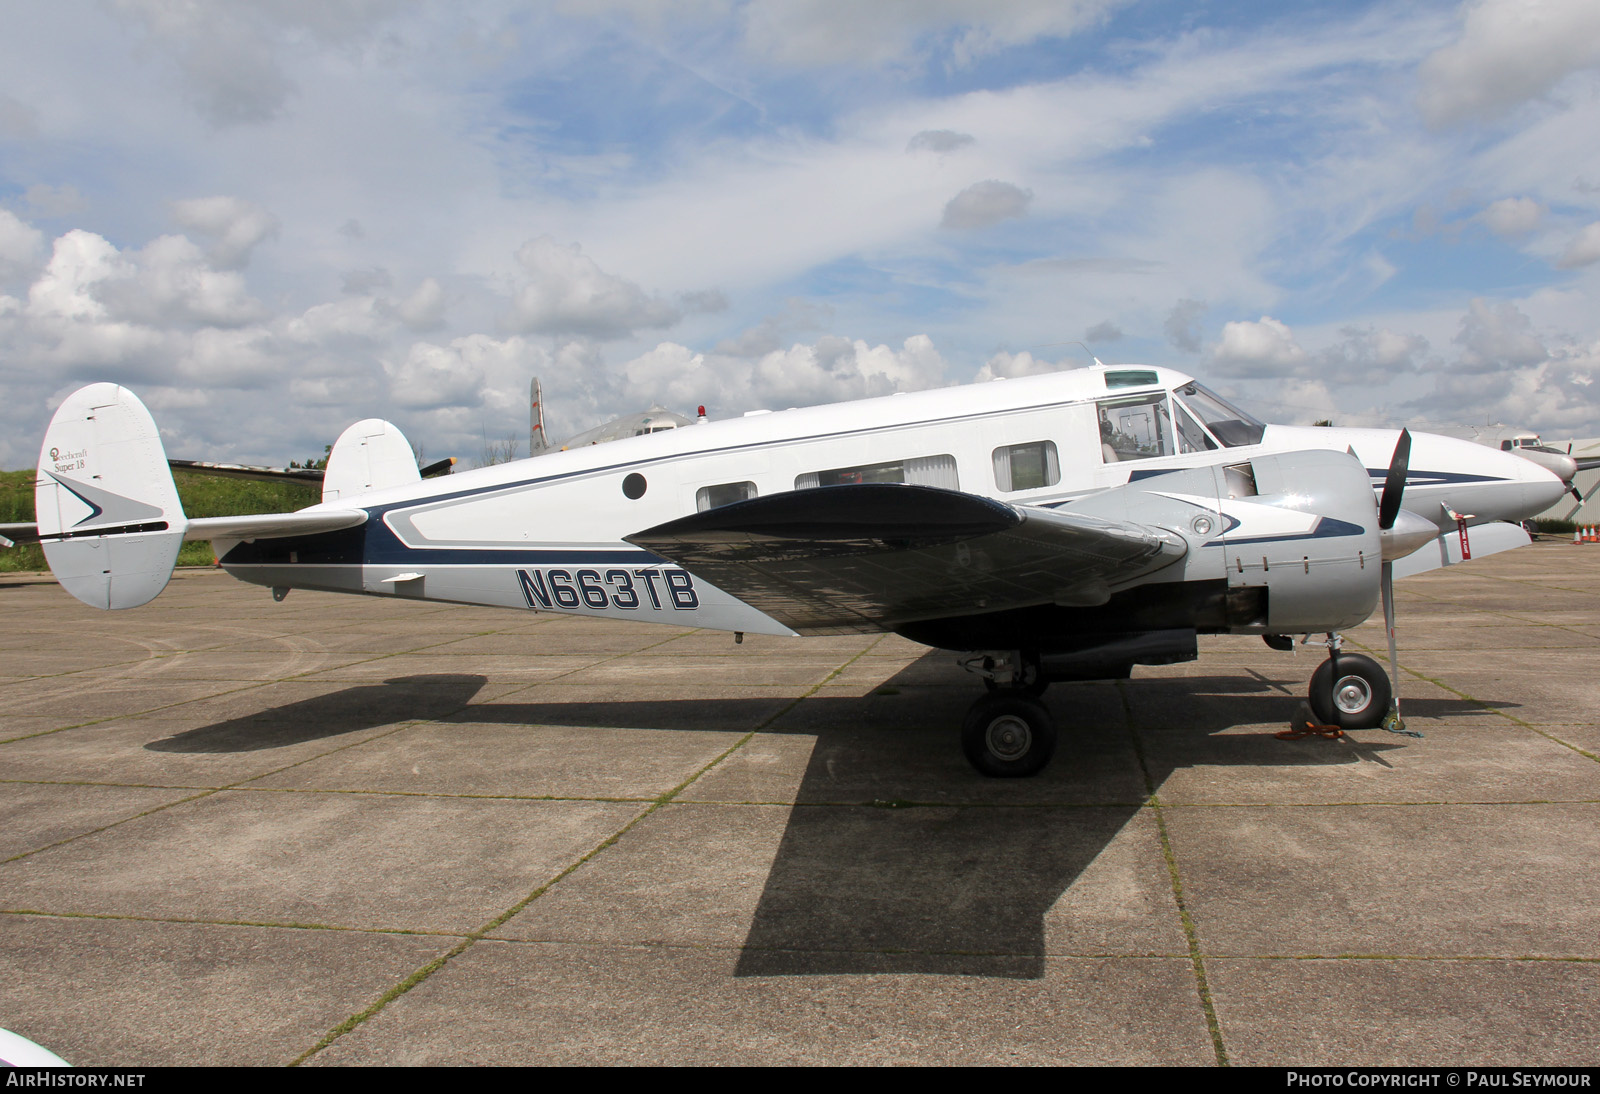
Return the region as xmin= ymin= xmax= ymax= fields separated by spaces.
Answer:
xmin=2 ymin=0 xmax=1600 ymax=469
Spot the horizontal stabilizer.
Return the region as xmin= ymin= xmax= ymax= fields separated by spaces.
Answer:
xmin=186 ymin=510 xmax=368 ymax=542
xmin=628 ymin=483 xmax=1185 ymax=634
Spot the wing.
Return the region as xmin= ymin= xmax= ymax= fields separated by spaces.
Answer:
xmin=626 ymin=483 xmax=1186 ymax=635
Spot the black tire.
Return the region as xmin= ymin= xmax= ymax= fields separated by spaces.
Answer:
xmin=1307 ymin=653 xmax=1392 ymax=729
xmin=961 ymin=694 xmax=1057 ymax=777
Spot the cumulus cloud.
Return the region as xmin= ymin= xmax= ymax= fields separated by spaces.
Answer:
xmin=388 ymin=339 xmax=489 ymax=410
xmin=1418 ymin=0 xmax=1600 ymax=126
xmin=940 ymin=180 xmax=1033 ymax=230
xmin=170 ymin=196 xmax=280 ymax=269
xmin=714 ymin=297 xmax=831 ymax=357
xmin=1477 ymin=196 xmax=1544 ymax=238
xmin=907 ymin=129 xmax=975 ymax=154
xmin=1556 ymin=222 xmax=1600 ymax=268
xmin=108 ymin=0 xmax=411 ymax=125
xmin=98 ymin=234 xmax=265 ymax=328
xmin=395 ymin=277 xmax=447 ymax=331
xmin=1313 ymin=326 xmax=1431 ymax=385
xmin=0 ymin=209 xmax=45 ymax=284
xmin=973 ymin=350 xmax=1067 ymax=383
xmin=624 ymin=334 xmax=948 ymax=414
xmin=506 ymin=236 xmax=680 ymax=339
xmin=1164 ymin=299 xmax=1207 ymax=354
xmin=1084 ymin=320 xmax=1122 ymax=343
xmin=1209 ymin=316 xmax=1308 ymax=378
xmin=342 ymin=267 xmax=393 ymax=295
xmin=1453 ymin=297 xmax=1548 ymax=373
xmin=1419 ymin=337 xmax=1600 ymax=434
xmin=678 ymin=289 xmax=729 ymax=314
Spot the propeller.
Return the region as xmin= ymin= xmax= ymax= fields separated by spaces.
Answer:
xmin=1377 ymin=430 xmax=1410 ymax=733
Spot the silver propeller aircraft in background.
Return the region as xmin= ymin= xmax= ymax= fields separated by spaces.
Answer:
xmin=31 ymin=364 xmax=1565 ymax=776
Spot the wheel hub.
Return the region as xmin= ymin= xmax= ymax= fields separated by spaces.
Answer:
xmin=1333 ymin=675 xmax=1372 ymax=714
xmin=986 ymin=714 xmax=1032 ymax=760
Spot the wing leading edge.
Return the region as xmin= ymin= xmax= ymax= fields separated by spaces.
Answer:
xmin=626 ymin=483 xmax=1187 ymax=635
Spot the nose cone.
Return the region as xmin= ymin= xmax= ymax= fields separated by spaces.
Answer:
xmin=1410 ymin=433 xmax=1566 ymax=525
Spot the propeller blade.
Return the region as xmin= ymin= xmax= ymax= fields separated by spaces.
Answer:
xmin=1378 ymin=429 xmax=1412 ymax=531
xmin=1382 ymin=559 xmax=1404 ymax=731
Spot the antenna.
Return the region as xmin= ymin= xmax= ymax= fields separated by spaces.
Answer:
xmin=530 ymin=377 xmax=548 ymax=455
xmin=1028 ymin=341 xmax=1100 ymax=365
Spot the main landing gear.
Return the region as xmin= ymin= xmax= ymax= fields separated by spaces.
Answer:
xmin=958 ymin=652 xmax=1056 ymax=777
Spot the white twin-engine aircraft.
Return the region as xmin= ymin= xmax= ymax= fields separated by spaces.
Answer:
xmin=35 ymin=365 xmax=1565 ymax=777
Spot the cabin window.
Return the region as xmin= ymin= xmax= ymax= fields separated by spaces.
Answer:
xmin=795 ymin=454 xmax=959 ymax=491
xmin=992 ymin=441 xmax=1060 ymax=492
xmin=1096 ymin=393 xmax=1175 ymax=462
xmin=695 ymin=481 xmax=757 ymax=511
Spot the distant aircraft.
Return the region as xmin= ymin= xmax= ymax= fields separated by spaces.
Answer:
xmin=1467 ymin=426 xmax=1599 ymax=501
xmin=31 ymin=366 xmax=1565 ymax=776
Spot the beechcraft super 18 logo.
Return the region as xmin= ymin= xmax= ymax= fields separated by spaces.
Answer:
xmin=516 ymin=567 xmax=699 ymax=612
xmin=50 ymin=446 xmax=88 ymax=473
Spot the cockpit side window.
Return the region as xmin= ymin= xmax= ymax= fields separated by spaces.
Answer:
xmin=1174 ymin=404 xmax=1218 ymax=454
xmin=1173 ymin=383 xmax=1267 ymax=447
xmin=1096 ymin=393 xmax=1175 ymax=462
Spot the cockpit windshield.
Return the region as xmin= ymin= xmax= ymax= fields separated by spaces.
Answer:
xmin=1174 ymin=382 xmax=1267 ymax=447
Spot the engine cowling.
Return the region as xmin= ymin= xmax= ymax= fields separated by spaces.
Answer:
xmin=1214 ymin=449 xmax=1381 ymax=634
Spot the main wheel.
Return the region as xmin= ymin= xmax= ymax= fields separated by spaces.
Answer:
xmin=1307 ymin=653 xmax=1392 ymax=729
xmin=961 ymin=694 xmax=1057 ymax=777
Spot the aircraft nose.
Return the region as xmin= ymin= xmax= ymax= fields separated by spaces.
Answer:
xmin=1411 ymin=433 xmax=1566 ymax=525
xmin=1485 ymin=442 xmax=1567 ymax=517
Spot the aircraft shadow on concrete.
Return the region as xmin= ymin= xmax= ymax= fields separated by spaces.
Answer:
xmin=139 ymin=659 xmax=1520 ymax=978
xmin=145 ymin=674 xmax=488 ymax=753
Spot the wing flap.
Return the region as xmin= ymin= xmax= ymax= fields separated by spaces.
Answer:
xmin=627 ymin=484 xmax=1185 ymax=634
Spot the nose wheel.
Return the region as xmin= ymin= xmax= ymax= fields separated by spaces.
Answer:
xmin=1307 ymin=652 xmax=1392 ymax=730
xmin=961 ymin=693 xmax=1057 ymax=777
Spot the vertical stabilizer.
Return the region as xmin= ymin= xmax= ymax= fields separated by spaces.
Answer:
xmin=322 ymin=419 xmax=421 ymax=502
xmin=35 ymin=384 xmax=189 ymax=609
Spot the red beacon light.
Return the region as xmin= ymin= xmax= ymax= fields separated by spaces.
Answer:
xmin=696 ymin=405 xmax=708 ymax=424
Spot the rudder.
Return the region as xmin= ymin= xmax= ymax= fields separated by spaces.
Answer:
xmin=36 ymin=384 xmax=189 ymax=609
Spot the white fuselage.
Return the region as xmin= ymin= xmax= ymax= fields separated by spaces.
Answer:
xmin=220 ymin=365 xmax=1566 ymax=636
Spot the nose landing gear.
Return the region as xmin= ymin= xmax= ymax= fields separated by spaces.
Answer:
xmin=1303 ymin=632 xmax=1419 ymax=734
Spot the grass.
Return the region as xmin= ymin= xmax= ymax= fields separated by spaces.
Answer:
xmin=1 ymin=468 xmax=319 ymax=572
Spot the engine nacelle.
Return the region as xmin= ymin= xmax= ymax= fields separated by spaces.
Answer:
xmin=1218 ymin=449 xmax=1381 ymax=634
